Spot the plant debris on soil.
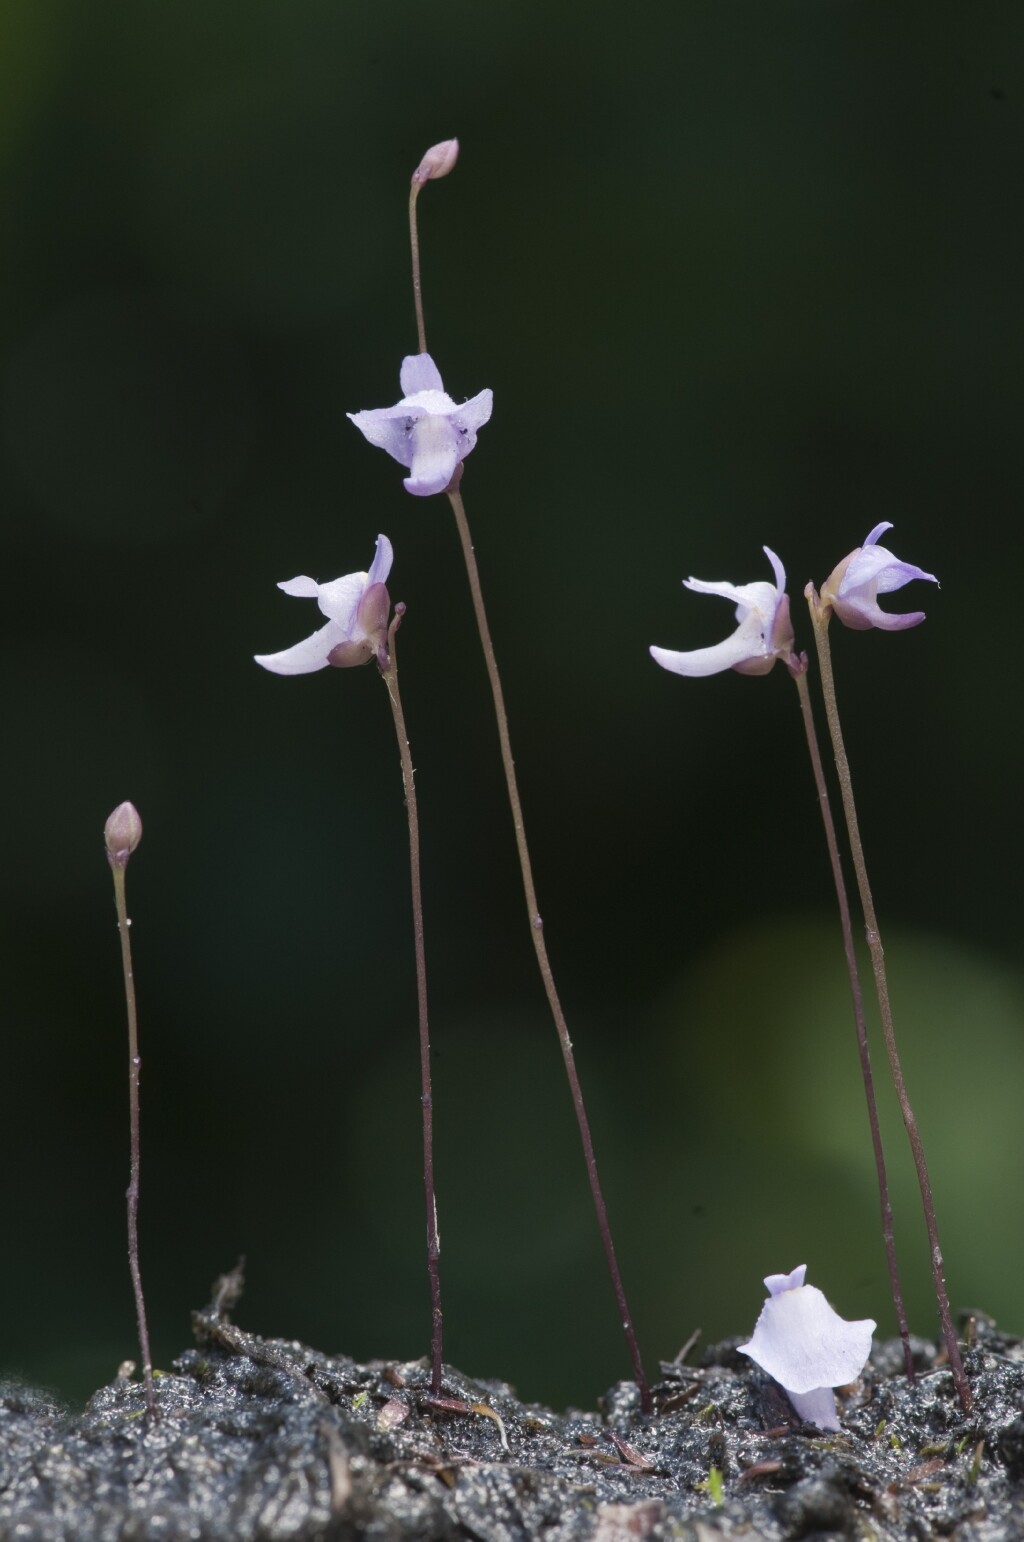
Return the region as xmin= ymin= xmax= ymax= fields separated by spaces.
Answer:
xmin=3 ymin=1263 xmax=1024 ymax=1541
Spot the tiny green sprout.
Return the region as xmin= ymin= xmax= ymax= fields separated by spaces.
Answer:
xmin=919 ymin=1441 xmax=949 ymax=1457
xmin=967 ymin=1440 xmax=985 ymax=1484
xmin=955 ymin=1435 xmax=969 ymax=1455
xmin=874 ymin=1420 xmax=887 ymax=1439
xmin=889 ymin=1433 xmax=903 ymax=1451
xmin=352 ymin=1392 xmax=368 ymax=1410
xmin=702 ymin=1467 xmax=725 ymax=1506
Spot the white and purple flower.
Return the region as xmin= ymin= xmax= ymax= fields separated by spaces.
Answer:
xmin=818 ymin=523 xmax=937 ymax=632
xmin=738 ymin=1265 xmax=876 ymax=1431
xmin=254 ymin=534 xmax=393 ymax=676
xmin=650 ymin=547 xmax=795 ymax=678
xmin=348 ymin=354 xmax=493 ymax=497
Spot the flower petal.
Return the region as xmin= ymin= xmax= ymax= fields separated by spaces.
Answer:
xmin=786 ymin=1387 xmax=841 ymax=1432
xmin=452 ymin=387 xmax=494 ymax=436
xmin=277 ymin=576 xmax=320 ymax=598
xmin=254 ymin=619 xmax=347 ymax=675
xmin=404 ymin=414 xmax=459 ymax=496
xmin=367 ymin=533 xmax=394 ymax=588
xmin=842 ymin=544 xmax=936 ymax=597
xmin=834 ymin=598 xmax=927 ymax=631
xmin=312 ymin=571 xmax=367 ymax=628
xmin=863 ymin=521 xmax=894 ymax=547
xmin=763 ymin=546 xmax=787 ymax=595
xmin=738 ymin=1282 xmax=875 ymax=1394
xmin=683 ymin=577 xmax=781 ymax=624
xmin=765 ymin=1265 xmax=807 ymax=1295
xmin=400 ymin=352 xmax=444 ymax=395
xmin=346 ymin=407 xmax=417 ymax=469
xmin=650 ymin=608 xmax=776 ymax=677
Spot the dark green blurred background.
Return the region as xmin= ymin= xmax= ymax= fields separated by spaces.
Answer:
xmin=2 ymin=0 xmax=1022 ymax=1411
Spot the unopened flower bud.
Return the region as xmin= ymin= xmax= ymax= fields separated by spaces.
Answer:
xmin=412 ymin=138 xmax=459 ymax=185
xmin=105 ymin=802 xmax=143 ymax=867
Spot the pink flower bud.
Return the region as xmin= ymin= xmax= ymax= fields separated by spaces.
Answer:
xmin=412 ymin=138 xmax=459 ymax=185
xmin=104 ymin=802 xmax=143 ymax=867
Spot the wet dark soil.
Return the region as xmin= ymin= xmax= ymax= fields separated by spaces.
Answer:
xmin=2 ymin=1266 xmax=1022 ymax=1540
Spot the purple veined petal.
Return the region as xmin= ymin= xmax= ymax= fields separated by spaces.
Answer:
xmin=314 ymin=571 xmax=367 ymax=628
xmin=404 ymin=414 xmax=459 ymax=496
xmin=841 ymin=545 xmax=937 ymax=597
xmin=254 ymin=619 xmax=347 ymax=675
xmin=347 ymin=407 xmax=417 ymax=468
xmin=277 ymin=576 xmax=320 ymax=597
xmin=874 ymin=557 xmax=936 ymax=593
xmin=400 ymin=352 xmax=445 ymax=395
xmin=367 ymin=533 xmax=394 ymax=588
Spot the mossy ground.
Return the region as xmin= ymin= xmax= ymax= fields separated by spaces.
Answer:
xmin=2 ymin=1269 xmax=1021 ymax=1540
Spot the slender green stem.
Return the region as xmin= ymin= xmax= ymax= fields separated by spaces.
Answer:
xmin=447 ymin=489 xmax=652 ymax=1413
xmin=109 ymin=862 xmax=156 ymax=1419
xmin=806 ymin=595 xmax=971 ymax=1412
xmin=790 ymin=663 xmax=913 ymax=1381
xmin=379 ymin=605 xmax=443 ymax=1394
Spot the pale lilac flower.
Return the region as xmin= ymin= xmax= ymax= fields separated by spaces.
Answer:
xmin=347 ymin=354 xmax=493 ymax=497
xmin=650 ymin=547 xmax=794 ymax=678
xmin=819 ymin=523 xmax=937 ymax=632
xmin=738 ymin=1265 xmax=876 ymax=1431
xmin=254 ymin=534 xmax=393 ymax=676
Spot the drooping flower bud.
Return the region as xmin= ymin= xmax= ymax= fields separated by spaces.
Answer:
xmin=104 ymin=802 xmax=143 ymax=868
xmin=412 ymin=138 xmax=459 ymax=185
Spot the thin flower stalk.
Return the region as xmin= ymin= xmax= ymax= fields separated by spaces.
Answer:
xmin=394 ymin=145 xmax=651 ymax=1410
xmin=788 ymin=661 xmax=913 ymax=1381
xmin=649 ymin=548 xmax=912 ymax=1376
xmin=255 ymin=542 xmax=444 ymax=1393
xmin=104 ymin=802 xmax=156 ymax=1420
xmin=379 ymin=604 xmax=444 ymax=1395
xmin=448 ymin=486 xmax=651 ymax=1411
xmin=409 ymin=138 xmax=459 ymax=356
xmin=805 ymin=594 xmax=971 ymax=1412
